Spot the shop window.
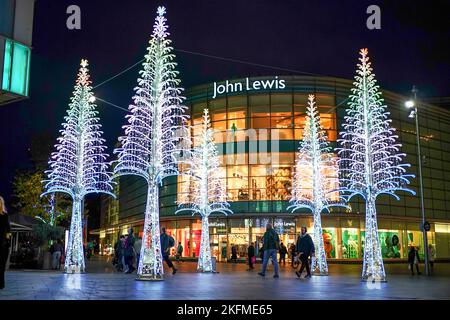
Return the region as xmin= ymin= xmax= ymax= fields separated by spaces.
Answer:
xmin=271 ymin=129 xmax=294 ymax=140
xmin=267 ymin=166 xmax=292 ymax=200
xmin=294 ymin=129 xmax=304 ymax=140
xmin=2 ymin=39 xmax=31 ymax=96
xmin=227 ymin=118 xmax=246 ymax=131
xmin=321 ymin=228 xmax=337 ymax=258
xmin=251 ymin=117 xmax=271 ymax=130
xmin=211 ymin=111 xmax=227 ymax=122
xmin=228 ymin=96 xmax=247 ymax=120
xmin=250 ymin=94 xmax=270 ymax=106
xmin=315 ymin=94 xmax=335 ymax=108
xmin=341 ymin=228 xmax=359 ymax=259
xmin=250 ymin=102 xmax=270 ymax=117
xmin=271 ymin=109 xmax=292 ymax=117
xmin=319 ymin=112 xmax=337 ymax=141
xmin=293 ymin=113 xmax=306 ymax=129
xmin=293 ymin=94 xmax=308 ymax=108
xmin=227 ymin=165 xmax=249 ymax=201
xmin=209 ymin=98 xmax=226 ymax=112
xmin=435 ymin=224 xmax=450 ymax=258
xmin=360 ymin=230 xmax=403 ymax=259
xmin=271 ymin=117 xmax=292 ymax=128
xmin=192 ymin=103 xmax=206 ymax=117
xmin=212 ymin=120 xmax=227 ymax=131
xmin=272 ymin=152 xmax=294 ymax=164
xmin=271 ymin=94 xmax=292 ymax=117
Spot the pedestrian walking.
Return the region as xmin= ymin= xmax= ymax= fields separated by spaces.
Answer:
xmin=231 ymin=245 xmax=238 ymax=263
xmin=279 ymin=242 xmax=288 ymax=265
xmin=295 ymin=226 xmax=315 ymax=279
xmin=134 ymin=236 xmax=142 ymax=269
xmin=160 ymin=228 xmax=177 ymax=274
xmin=408 ymin=245 xmax=421 ymax=276
xmin=114 ymin=235 xmax=125 ymax=272
xmin=176 ymin=242 xmax=183 ymax=262
xmin=124 ymin=228 xmax=135 ymax=273
xmin=0 ymin=196 xmax=11 ymax=289
xmin=289 ymin=243 xmax=296 ymax=267
xmin=51 ymin=239 xmax=64 ymax=270
xmin=87 ymin=240 xmax=94 ymax=259
xmin=247 ymin=242 xmax=255 ymax=270
xmin=428 ymin=244 xmax=435 ymax=272
xmin=258 ymin=223 xmax=280 ymax=278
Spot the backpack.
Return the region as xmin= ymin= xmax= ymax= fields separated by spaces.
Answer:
xmin=168 ymin=236 xmax=175 ymax=248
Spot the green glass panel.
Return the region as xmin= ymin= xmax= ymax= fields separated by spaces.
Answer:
xmin=342 ymin=228 xmax=359 ymax=258
xmin=10 ymin=42 xmax=30 ymax=95
xmin=2 ymin=39 xmax=12 ymax=91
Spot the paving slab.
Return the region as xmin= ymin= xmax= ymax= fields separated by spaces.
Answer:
xmin=1 ymin=256 xmax=449 ymax=300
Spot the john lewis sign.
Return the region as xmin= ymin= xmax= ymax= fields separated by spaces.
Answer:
xmin=212 ymin=76 xmax=286 ymax=99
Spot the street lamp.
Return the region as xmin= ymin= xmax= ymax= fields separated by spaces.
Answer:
xmin=404 ymin=85 xmax=430 ymax=276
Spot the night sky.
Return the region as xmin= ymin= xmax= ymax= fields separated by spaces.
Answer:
xmin=0 ymin=0 xmax=449 ymax=205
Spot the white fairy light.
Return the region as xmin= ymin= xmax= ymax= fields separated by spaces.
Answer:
xmin=288 ymin=94 xmax=349 ymax=275
xmin=113 ymin=6 xmax=191 ymax=280
xmin=337 ymin=48 xmax=415 ymax=282
xmin=42 ymin=59 xmax=114 ymax=274
xmin=177 ymin=109 xmax=232 ymax=272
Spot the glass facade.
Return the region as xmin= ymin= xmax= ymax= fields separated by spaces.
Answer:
xmin=2 ymin=39 xmax=31 ymax=96
xmin=97 ymin=76 xmax=450 ymax=261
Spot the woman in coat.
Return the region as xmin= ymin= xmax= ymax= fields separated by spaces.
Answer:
xmin=0 ymin=196 xmax=11 ymax=289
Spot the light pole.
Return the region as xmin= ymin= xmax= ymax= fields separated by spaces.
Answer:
xmin=405 ymin=85 xmax=430 ymax=276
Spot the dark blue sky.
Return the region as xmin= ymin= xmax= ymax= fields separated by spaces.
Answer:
xmin=0 ymin=0 xmax=449 ymax=204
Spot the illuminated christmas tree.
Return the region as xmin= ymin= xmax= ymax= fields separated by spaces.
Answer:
xmin=114 ymin=6 xmax=190 ymax=280
xmin=337 ymin=48 xmax=415 ymax=281
xmin=177 ymin=109 xmax=232 ymax=272
xmin=288 ymin=94 xmax=348 ymax=275
xmin=42 ymin=59 xmax=114 ymax=273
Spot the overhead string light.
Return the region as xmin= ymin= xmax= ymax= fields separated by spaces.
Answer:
xmin=337 ymin=48 xmax=415 ymax=282
xmin=42 ymin=59 xmax=114 ymax=274
xmin=113 ymin=6 xmax=191 ymax=280
xmin=288 ymin=94 xmax=349 ymax=275
xmin=177 ymin=109 xmax=232 ymax=272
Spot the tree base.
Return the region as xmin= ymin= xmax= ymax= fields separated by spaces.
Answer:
xmin=198 ymin=269 xmax=217 ymax=273
xmin=361 ymin=276 xmax=387 ymax=283
xmin=135 ymin=274 xmax=164 ymax=281
xmin=64 ymin=266 xmax=85 ymax=274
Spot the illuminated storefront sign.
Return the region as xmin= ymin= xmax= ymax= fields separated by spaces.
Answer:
xmin=210 ymin=221 xmax=227 ymax=233
xmin=212 ymin=76 xmax=286 ymax=99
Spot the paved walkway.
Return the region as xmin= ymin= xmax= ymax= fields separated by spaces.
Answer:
xmin=1 ymin=256 xmax=449 ymax=300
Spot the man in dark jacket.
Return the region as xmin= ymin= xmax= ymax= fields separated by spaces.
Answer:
xmin=295 ymin=226 xmax=315 ymax=278
xmin=124 ymin=228 xmax=136 ymax=273
xmin=114 ymin=235 xmax=125 ymax=272
xmin=160 ymin=228 xmax=177 ymax=275
xmin=258 ymin=223 xmax=280 ymax=278
xmin=247 ymin=242 xmax=255 ymax=270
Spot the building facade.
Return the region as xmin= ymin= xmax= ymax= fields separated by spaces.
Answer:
xmin=0 ymin=0 xmax=34 ymax=106
xmin=97 ymin=75 xmax=450 ymax=262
